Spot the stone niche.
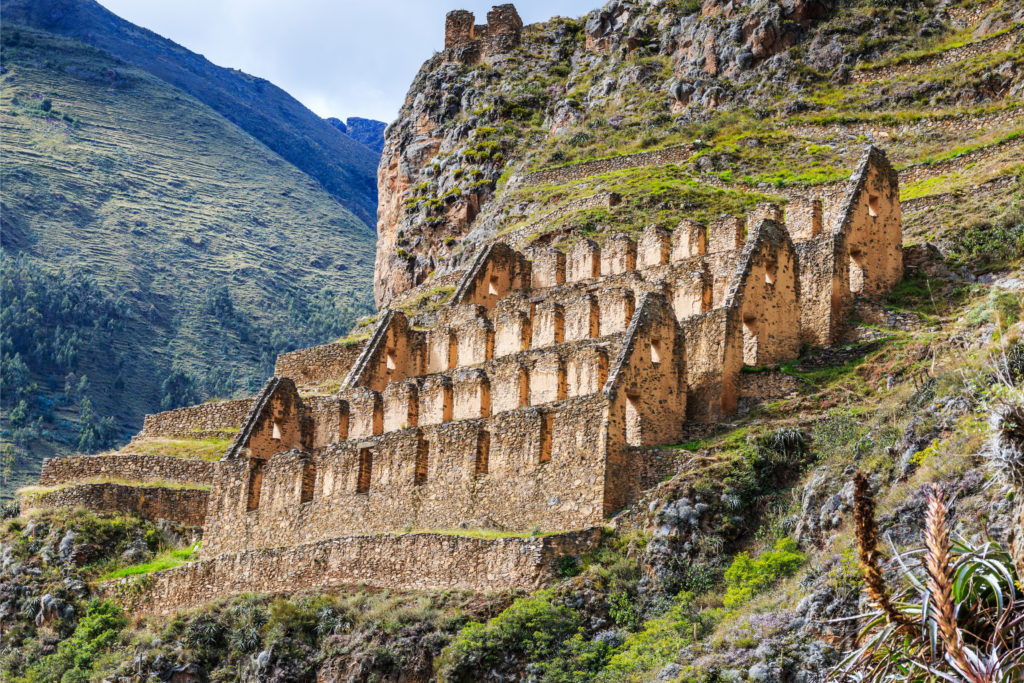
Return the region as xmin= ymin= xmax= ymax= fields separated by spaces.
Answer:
xmin=346 ymin=387 xmax=383 ymax=439
xmin=383 ymin=381 xmax=419 ymax=432
xmin=530 ymin=354 xmax=567 ymax=405
xmin=565 ymin=294 xmax=600 ymax=342
xmin=672 ymin=266 xmax=712 ymax=320
xmin=785 ymin=194 xmax=823 ymax=241
xmin=419 ymin=375 xmax=454 ymax=426
xmin=707 ymin=215 xmax=745 ymax=254
xmin=426 ymin=326 xmax=457 ymax=373
xmin=454 ymin=315 xmax=494 ymax=366
xmin=532 ymin=301 xmax=565 ymax=348
xmin=453 ymin=368 xmax=491 ymax=420
xmin=490 ymin=361 xmax=530 ymax=414
xmin=531 ymin=248 xmax=566 ymax=288
xmin=567 ymin=346 xmax=609 ymax=397
xmin=493 ymin=307 xmax=532 ymax=357
xmin=598 ymin=288 xmax=635 ymax=336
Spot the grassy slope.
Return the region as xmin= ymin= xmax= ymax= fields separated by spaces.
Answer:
xmin=0 ymin=25 xmax=375 ymax=495
xmin=1 ymin=0 xmax=380 ymax=228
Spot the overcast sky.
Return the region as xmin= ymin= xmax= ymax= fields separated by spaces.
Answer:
xmin=98 ymin=1 xmax=598 ymax=124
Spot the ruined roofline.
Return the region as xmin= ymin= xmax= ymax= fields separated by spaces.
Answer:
xmin=602 ymin=291 xmax=673 ymax=400
xmin=342 ymin=309 xmax=402 ymax=390
xmin=443 ymin=3 xmax=523 ymax=62
xmin=830 ymin=144 xmax=898 ymax=237
xmin=722 ymin=218 xmax=799 ymax=310
xmin=223 ymin=376 xmax=303 ymax=460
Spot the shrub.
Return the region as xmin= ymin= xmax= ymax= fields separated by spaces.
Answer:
xmin=436 ymin=590 xmax=583 ymax=681
xmin=26 ymin=599 xmax=127 ymax=681
xmin=723 ymin=538 xmax=806 ymax=607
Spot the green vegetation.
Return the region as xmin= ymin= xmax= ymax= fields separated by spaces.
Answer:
xmin=0 ymin=24 xmax=375 ymax=496
xmin=118 ymin=436 xmax=234 ymax=461
xmin=722 ymin=538 xmax=806 ymax=607
xmin=17 ymin=477 xmax=211 ymax=498
xmin=21 ymin=599 xmax=128 ymax=683
xmin=100 ymin=543 xmax=200 ymax=580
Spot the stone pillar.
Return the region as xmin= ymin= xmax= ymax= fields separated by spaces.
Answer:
xmin=707 ymin=215 xmax=744 ymax=253
xmin=638 ymin=225 xmax=671 ymax=268
xmin=567 ymin=239 xmax=601 ymax=283
xmin=601 ymin=233 xmax=637 ymax=275
xmin=532 ymin=248 xmax=566 ymax=288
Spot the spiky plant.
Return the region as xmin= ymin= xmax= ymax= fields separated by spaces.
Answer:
xmin=986 ymin=403 xmax=1024 ymax=490
xmin=832 ymin=476 xmax=1024 ymax=682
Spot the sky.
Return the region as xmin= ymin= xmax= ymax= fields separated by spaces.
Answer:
xmin=98 ymin=0 xmax=599 ymax=125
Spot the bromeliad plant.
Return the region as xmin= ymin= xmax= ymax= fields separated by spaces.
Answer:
xmin=831 ymin=473 xmax=1024 ymax=682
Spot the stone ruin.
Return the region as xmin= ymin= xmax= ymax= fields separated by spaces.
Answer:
xmin=444 ymin=4 xmax=523 ymax=63
xmin=30 ymin=146 xmax=902 ymax=607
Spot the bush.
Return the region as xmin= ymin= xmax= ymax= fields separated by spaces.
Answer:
xmin=26 ymin=599 xmax=127 ymax=681
xmin=723 ymin=538 xmax=806 ymax=607
xmin=436 ymin=590 xmax=583 ymax=681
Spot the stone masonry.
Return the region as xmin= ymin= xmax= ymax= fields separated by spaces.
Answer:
xmin=35 ymin=145 xmax=903 ymax=606
xmin=444 ymin=4 xmax=523 ymax=64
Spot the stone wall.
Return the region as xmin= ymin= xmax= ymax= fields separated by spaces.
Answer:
xmin=140 ymin=399 xmax=252 ymax=439
xmin=38 ymin=454 xmax=215 ymax=487
xmin=851 ymin=24 xmax=1022 ymax=84
xmin=102 ymin=528 xmax=601 ymax=616
xmin=202 ymin=394 xmax=614 ymax=554
xmin=22 ymin=483 xmax=208 ymax=527
xmin=898 ymin=134 xmax=1024 ymax=186
xmin=501 ymin=193 xmax=620 ymax=251
xmin=274 ymin=341 xmax=366 ymax=388
xmin=510 ymin=144 xmax=696 ymax=189
xmin=442 ymin=3 xmax=523 ymax=63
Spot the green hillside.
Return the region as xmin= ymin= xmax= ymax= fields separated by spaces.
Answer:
xmin=3 ymin=0 xmax=381 ymax=228
xmin=0 ymin=25 xmax=376 ymax=496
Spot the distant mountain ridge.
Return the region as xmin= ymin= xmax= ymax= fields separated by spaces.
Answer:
xmin=3 ymin=0 xmax=380 ymax=228
xmin=327 ymin=117 xmax=388 ymax=155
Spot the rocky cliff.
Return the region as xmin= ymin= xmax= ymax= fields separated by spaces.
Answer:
xmin=374 ymin=0 xmax=1022 ymax=307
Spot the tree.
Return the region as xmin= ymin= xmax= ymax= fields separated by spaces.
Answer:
xmin=160 ymin=366 xmax=200 ymax=411
xmin=76 ymin=397 xmax=119 ymax=452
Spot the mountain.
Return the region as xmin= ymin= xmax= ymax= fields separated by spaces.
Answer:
xmin=374 ymin=0 xmax=1024 ymax=307
xmin=0 ymin=22 xmax=376 ymax=494
xmin=2 ymin=0 xmax=380 ymax=229
xmin=325 ymin=116 xmax=388 ymax=154
xmin=343 ymin=117 xmax=387 ymax=154
xmin=3 ymin=0 xmax=1024 ymax=680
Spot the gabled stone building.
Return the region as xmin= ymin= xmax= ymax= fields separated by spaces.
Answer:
xmin=29 ymin=146 xmax=903 ymax=611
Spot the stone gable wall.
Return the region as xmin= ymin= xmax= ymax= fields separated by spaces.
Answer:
xmin=38 ymin=455 xmax=215 ymax=487
xmin=102 ymin=528 xmax=602 ymax=616
xmin=22 ymin=483 xmax=208 ymax=527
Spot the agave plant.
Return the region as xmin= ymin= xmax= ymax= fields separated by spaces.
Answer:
xmin=831 ymin=473 xmax=1024 ymax=682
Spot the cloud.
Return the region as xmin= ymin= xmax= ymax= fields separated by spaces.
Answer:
xmin=97 ymin=0 xmax=599 ymax=123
